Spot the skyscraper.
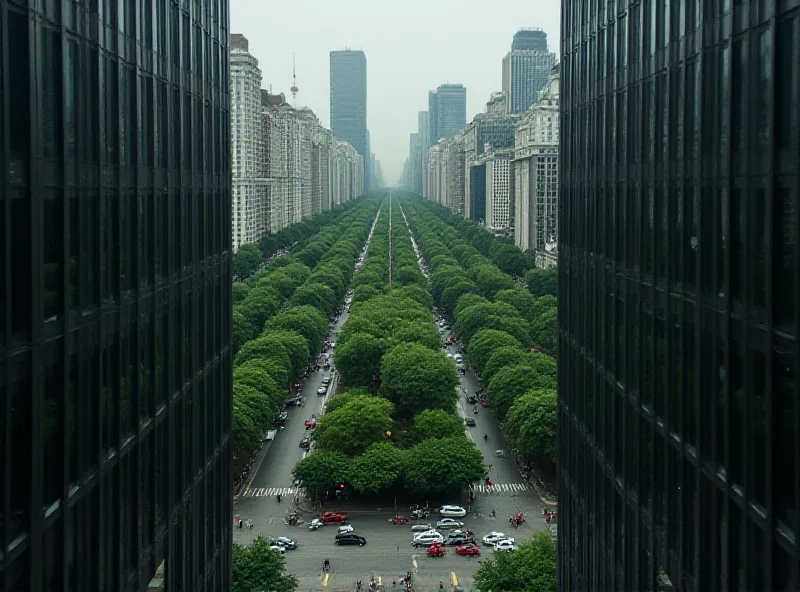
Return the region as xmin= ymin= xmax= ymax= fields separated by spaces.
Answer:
xmin=502 ymin=28 xmax=556 ymax=114
xmin=428 ymin=84 xmax=467 ymax=146
xmin=0 ymin=1 xmax=233 ymax=589
xmin=330 ymin=50 xmax=369 ymax=189
xmin=559 ymin=1 xmax=800 ymax=590
xmin=231 ymin=34 xmax=270 ymax=250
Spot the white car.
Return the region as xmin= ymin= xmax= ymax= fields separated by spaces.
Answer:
xmin=269 ymin=545 xmax=286 ymax=554
xmin=412 ymin=531 xmax=444 ymax=547
xmin=482 ymin=532 xmax=513 ymax=546
xmin=494 ymin=539 xmax=518 ymax=552
xmin=439 ymin=505 xmax=467 ymax=517
xmin=411 ymin=523 xmax=433 ymax=532
xmin=317 ymin=386 xmax=327 ymax=395
xmin=338 ymin=524 xmax=354 ymax=535
xmin=436 ymin=518 xmax=465 ymax=529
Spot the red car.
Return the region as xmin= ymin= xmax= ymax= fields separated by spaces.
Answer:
xmin=320 ymin=512 xmax=347 ymax=524
xmin=456 ymin=544 xmax=481 ymax=556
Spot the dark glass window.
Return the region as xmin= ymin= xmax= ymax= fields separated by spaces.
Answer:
xmin=9 ymin=356 xmax=33 ymax=543
xmin=8 ymin=9 xmax=31 ymax=163
xmin=41 ymin=27 xmax=63 ymax=162
xmin=65 ymin=39 xmax=80 ymax=158
xmin=775 ymin=16 xmax=799 ymax=159
xmin=104 ymin=57 xmax=119 ymax=164
xmin=42 ymin=346 xmax=64 ymax=508
xmin=42 ymin=193 xmax=65 ymax=323
xmin=750 ymin=188 xmax=767 ymax=308
xmin=41 ymin=517 xmax=63 ymax=590
xmin=773 ymin=187 xmax=797 ymax=327
xmin=142 ymin=76 xmax=154 ymax=168
xmin=101 ymin=339 xmax=119 ymax=452
xmin=10 ymin=195 xmax=33 ymax=341
xmin=67 ymin=353 xmax=80 ymax=485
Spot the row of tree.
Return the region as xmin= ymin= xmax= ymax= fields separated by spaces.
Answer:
xmin=292 ymin=199 xmax=485 ymax=497
xmin=231 ymin=201 xmax=378 ymax=457
xmin=403 ymin=198 xmax=558 ymax=465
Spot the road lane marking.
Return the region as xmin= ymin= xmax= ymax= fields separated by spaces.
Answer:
xmin=475 ymin=483 xmax=528 ymax=493
xmin=451 ymin=572 xmax=458 ymax=586
xmin=321 ymin=572 xmax=329 ymax=589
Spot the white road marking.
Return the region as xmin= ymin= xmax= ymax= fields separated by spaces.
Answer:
xmin=475 ymin=483 xmax=528 ymax=494
xmin=239 ymin=487 xmax=302 ymax=498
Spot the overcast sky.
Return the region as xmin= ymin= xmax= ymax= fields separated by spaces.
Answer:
xmin=230 ymin=0 xmax=561 ymax=185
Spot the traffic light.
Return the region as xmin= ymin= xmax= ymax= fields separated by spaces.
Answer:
xmin=338 ymin=483 xmax=345 ymax=489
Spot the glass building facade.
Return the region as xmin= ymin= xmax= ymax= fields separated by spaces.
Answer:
xmin=559 ymin=0 xmax=799 ymax=590
xmin=330 ymin=50 xmax=369 ymax=189
xmin=0 ymin=0 xmax=233 ymax=590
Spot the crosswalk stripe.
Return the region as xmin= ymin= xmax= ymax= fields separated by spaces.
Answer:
xmin=475 ymin=483 xmax=528 ymax=493
xmin=239 ymin=486 xmax=305 ymax=498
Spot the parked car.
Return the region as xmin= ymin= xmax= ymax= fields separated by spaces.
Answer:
xmin=446 ymin=534 xmax=474 ymax=546
xmin=320 ymin=512 xmax=347 ymax=524
xmin=436 ymin=518 xmax=465 ymax=529
xmin=321 ymin=376 xmax=331 ymax=385
xmin=439 ymin=505 xmax=467 ymax=517
xmin=455 ymin=544 xmax=481 ymax=556
xmin=335 ymin=534 xmax=366 ymax=546
xmin=269 ymin=545 xmax=285 ymax=554
xmin=411 ymin=523 xmax=433 ymax=532
xmin=317 ymin=386 xmax=327 ymax=396
xmin=494 ymin=539 xmax=518 ymax=552
xmin=464 ymin=417 xmax=476 ymax=427
xmin=337 ymin=524 xmax=354 ymax=535
xmin=412 ymin=531 xmax=444 ymax=547
xmin=482 ymin=532 xmax=513 ymax=546
xmin=268 ymin=536 xmax=297 ymax=550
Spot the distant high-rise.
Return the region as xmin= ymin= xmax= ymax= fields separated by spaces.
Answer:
xmin=330 ymin=50 xmax=369 ymax=189
xmin=428 ymin=84 xmax=467 ymax=146
xmin=0 ymin=1 xmax=233 ymax=590
xmin=231 ymin=35 xmax=270 ymax=250
xmin=502 ymin=29 xmax=556 ymax=114
xmin=559 ymin=1 xmax=800 ymax=590
xmin=511 ymin=28 xmax=548 ymax=51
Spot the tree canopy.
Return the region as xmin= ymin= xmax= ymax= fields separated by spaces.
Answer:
xmin=486 ymin=364 xmax=557 ymax=419
xmin=380 ymin=343 xmax=459 ymax=416
xmin=232 ymin=244 xmax=261 ymax=279
xmin=467 ymin=329 xmax=523 ymax=376
xmin=473 ymin=530 xmax=557 ymax=592
xmin=312 ymin=396 xmax=395 ymax=456
xmin=412 ymin=409 xmax=466 ymax=442
xmin=504 ymin=389 xmax=558 ymax=463
xmin=403 ymin=436 xmax=485 ymax=494
xmin=232 ymin=536 xmax=299 ymax=592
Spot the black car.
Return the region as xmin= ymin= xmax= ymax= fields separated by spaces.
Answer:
xmin=446 ymin=535 xmax=475 ymax=546
xmin=269 ymin=536 xmax=297 ymax=550
xmin=466 ymin=395 xmax=477 ymax=404
xmin=335 ymin=534 xmax=366 ymax=546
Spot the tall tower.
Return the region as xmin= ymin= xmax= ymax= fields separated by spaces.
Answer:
xmin=559 ymin=0 xmax=800 ymax=590
xmin=428 ymin=84 xmax=467 ymax=146
xmin=330 ymin=49 xmax=369 ymax=190
xmin=501 ymin=28 xmax=556 ymax=114
xmin=290 ymin=53 xmax=299 ymax=103
xmin=0 ymin=2 xmax=233 ymax=590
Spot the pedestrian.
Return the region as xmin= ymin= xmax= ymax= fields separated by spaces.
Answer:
xmin=277 ymin=494 xmax=282 ymax=503
xmin=439 ymin=581 xmax=444 ymax=589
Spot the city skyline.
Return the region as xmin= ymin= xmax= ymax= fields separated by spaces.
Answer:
xmin=229 ymin=0 xmax=561 ymax=183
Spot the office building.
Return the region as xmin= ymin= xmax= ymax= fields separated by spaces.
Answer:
xmin=0 ymin=1 xmax=233 ymax=590
xmin=480 ymin=148 xmax=513 ymax=233
xmin=428 ymin=84 xmax=467 ymax=146
xmin=558 ymin=1 xmax=800 ymax=590
xmin=330 ymin=50 xmax=369 ymax=189
xmin=502 ymin=28 xmax=556 ymax=114
xmin=514 ymin=64 xmax=559 ymax=252
xmin=231 ymin=35 xmax=270 ymax=250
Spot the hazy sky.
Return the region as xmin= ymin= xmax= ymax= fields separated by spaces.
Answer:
xmin=230 ymin=0 xmax=561 ymax=185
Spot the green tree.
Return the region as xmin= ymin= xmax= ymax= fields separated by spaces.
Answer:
xmin=391 ymin=320 xmax=441 ymax=351
xmin=454 ymin=293 xmax=489 ymax=318
xmin=403 ymin=437 xmax=485 ymax=494
xmin=467 ymin=329 xmax=523 ymax=376
xmin=455 ymin=302 xmax=530 ymax=347
xmin=233 ymin=335 xmax=291 ymax=373
xmin=292 ymin=451 xmax=349 ymax=493
xmin=232 ymin=244 xmax=261 ymax=279
xmin=232 ymin=310 xmax=258 ymax=355
xmin=313 ymin=396 xmax=394 ymax=456
xmin=495 ymin=288 xmax=539 ymax=323
xmin=232 ymin=399 xmax=259 ymax=456
xmin=505 ymin=389 xmax=558 ymax=463
xmin=494 ymin=243 xmax=528 ymax=277
xmin=233 ymin=382 xmax=272 ymax=435
xmin=238 ymin=286 xmax=282 ymax=332
xmin=473 ymin=530 xmax=557 ymax=592
xmin=486 ymin=364 xmax=557 ymax=419
xmin=440 ymin=280 xmax=480 ymax=313
xmin=291 ymin=283 xmax=335 ymax=313
xmin=234 ymin=362 xmax=283 ymax=415
xmin=380 ymin=343 xmax=459 ymax=415
xmin=258 ymin=331 xmax=310 ymax=381
xmin=393 ymin=265 xmax=425 ymax=286
xmin=347 ymin=442 xmax=405 ymax=494
xmin=335 ymin=333 xmax=385 ymax=388
xmin=483 ymin=346 xmax=532 ymax=383
xmin=352 ymin=285 xmax=382 ymax=304
xmin=413 ymin=409 xmax=465 ymax=442
xmin=258 ymin=270 xmax=299 ymax=300
xmin=525 ymin=267 xmax=558 ymax=298
xmin=232 ymin=536 xmax=299 ymax=592
xmin=324 ymin=388 xmax=372 ymax=414
xmin=264 ymin=306 xmax=327 ymax=354
xmin=232 ymin=282 xmax=250 ymax=305
xmin=530 ymin=307 xmax=558 ymax=354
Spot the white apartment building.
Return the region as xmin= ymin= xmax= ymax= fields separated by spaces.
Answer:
xmin=514 ymin=64 xmax=560 ymax=252
xmin=231 ymin=36 xmax=270 ymax=250
xmin=481 ymin=148 xmax=513 ymax=232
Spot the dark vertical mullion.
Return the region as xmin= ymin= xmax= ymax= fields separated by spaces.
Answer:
xmin=0 ymin=5 xmax=9 ymax=572
xmin=29 ymin=14 xmax=44 ymax=592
